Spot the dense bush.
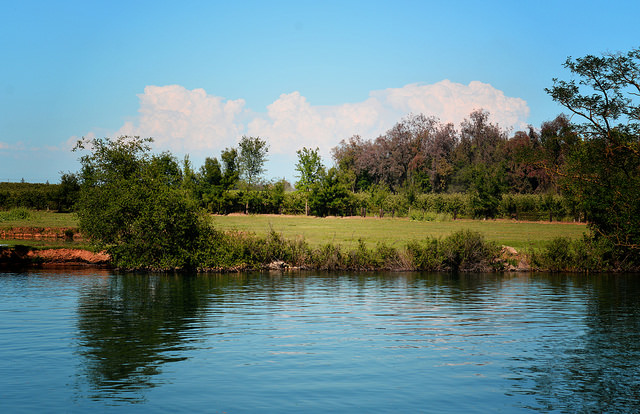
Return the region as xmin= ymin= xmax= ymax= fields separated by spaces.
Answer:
xmin=192 ymin=228 xmax=501 ymax=273
xmin=0 ymin=207 xmax=31 ymax=222
xmin=0 ymin=182 xmax=58 ymax=211
xmin=75 ymin=136 xmax=213 ymax=270
xmin=531 ymin=235 xmax=637 ymax=272
xmin=413 ymin=193 xmax=469 ymax=219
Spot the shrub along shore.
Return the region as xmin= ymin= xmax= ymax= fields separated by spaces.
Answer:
xmin=1 ymin=227 xmax=637 ymax=273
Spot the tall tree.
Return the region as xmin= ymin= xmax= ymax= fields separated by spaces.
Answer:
xmin=220 ymin=147 xmax=240 ymax=190
xmin=295 ymin=147 xmax=325 ymax=215
xmin=452 ymin=110 xmax=507 ymax=192
xmin=238 ymin=136 xmax=269 ymax=187
xmin=198 ymin=157 xmax=224 ymax=211
xmin=546 ymin=47 xmax=640 ymax=253
xmin=238 ymin=136 xmax=269 ymax=213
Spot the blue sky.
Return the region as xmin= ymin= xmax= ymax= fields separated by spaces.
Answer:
xmin=1 ymin=0 xmax=639 ymax=183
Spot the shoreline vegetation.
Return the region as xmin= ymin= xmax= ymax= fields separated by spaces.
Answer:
xmin=1 ymin=214 xmax=636 ymax=273
xmin=2 ymin=49 xmax=638 ymax=273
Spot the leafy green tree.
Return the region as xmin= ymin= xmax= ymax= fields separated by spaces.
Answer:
xmin=264 ymin=179 xmax=287 ymax=214
xmin=220 ymin=147 xmax=240 ymax=190
xmin=546 ymin=47 xmax=640 ymax=252
xmin=468 ymin=163 xmax=506 ymax=219
xmin=181 ymin=155 xmax=199 ymax=198
xmin=238 ymin=135 xmax=269 ymax=186
xmin=295 ymin=147 xmax=325 ymax=215
xmin=74 ymin=136 xmax=211 ymax=270
xmin=309 ymin=167 xmax=353 ymax=217
xmin=198 ymin=157 xmax=224 ymax=211
xmin=369 ymin=183 xmax=390 ymax=218
xmin=238 ymin=136 xmax=269 ymax=214
xmin=55 ymin=172 xmax=80 ymax=212
xmin=150 ymin=152 xmax=183 ymax=187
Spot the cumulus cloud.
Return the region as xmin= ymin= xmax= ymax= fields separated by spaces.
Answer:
xmin=116 ymin=85 xmax=246 ymax=152
xmin=248 ymin=80 xmax=528 ymax=156
xmin=110 ymin=80 xmax=529 ymax=158
xmin=373 ymin=80 xmax=529 ymax=129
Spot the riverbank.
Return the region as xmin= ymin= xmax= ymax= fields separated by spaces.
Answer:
xmin=1 ymin=216 xmax=636 ymax=273
xmin=0 ymin=246 xmax=110 ymax=268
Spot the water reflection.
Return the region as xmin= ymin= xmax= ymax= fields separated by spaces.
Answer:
xmin=514 ymin=274 xmax=640 ymax=412
xmin=75 ymin=274 xmax=221 ymax=401
xmin=70 ymin=271 xmax=640 ymax=411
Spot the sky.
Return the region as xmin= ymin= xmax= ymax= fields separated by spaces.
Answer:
xmin=1 ymin=0 xmax=639 ymax=184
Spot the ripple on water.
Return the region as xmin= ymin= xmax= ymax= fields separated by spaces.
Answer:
xmin=1 ymin=271 xmax=640 ymax=413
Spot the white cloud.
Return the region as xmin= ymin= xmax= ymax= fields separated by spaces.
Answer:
xmin=116 ymin=85 xmax=246 ymax=152
xmin=373 ymin=80 xmax=529 ymax=130
xmin=248 ymin=80 xmax=528 ymax=157
xmin=108 ymin=80 xmax=529 ymax=160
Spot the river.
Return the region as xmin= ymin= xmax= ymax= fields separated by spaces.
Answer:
xmin=1 ymin=269 xmax=639 ymax=413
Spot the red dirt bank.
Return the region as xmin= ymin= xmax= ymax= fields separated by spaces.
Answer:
xmin=0 ymin=247 xmax=110 ymax=267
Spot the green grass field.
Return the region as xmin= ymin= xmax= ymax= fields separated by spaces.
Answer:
xmin=211 ymin=214 xmax=588 ymax=252
xmin=0 ymin=211 xmax=589 ymax=252
xmin=0 ymin=211 xmax=86 ymax=249
xmin=0 ymin=210 xmax=77 ymax=229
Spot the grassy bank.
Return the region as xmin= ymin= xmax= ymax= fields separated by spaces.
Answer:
xmin=1 ymin=211 xmax=588 ymax=252
xmin=0 ymin=209 xmax=86 ymax=249
xmin=0 ymin=209 xmax=76 ymax=228
xmin=7 ymin=210 xmax=627 ymax=272
xmin=211 ymin=214 xmax=587 ymax=252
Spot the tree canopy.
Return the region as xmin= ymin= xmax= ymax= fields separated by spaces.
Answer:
xmin=546 ymin=47 xmax=640 ymax=252
xmin=74 ymin=136 xmax=211 ymax=270
xmin=238 ymin=135 xmax=269 ymax=187
xmin=295 ymin=147 xmax=325 ymax=215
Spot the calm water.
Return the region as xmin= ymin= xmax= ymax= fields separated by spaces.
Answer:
xmin=1 ymin=270 xmax=639 ymax=413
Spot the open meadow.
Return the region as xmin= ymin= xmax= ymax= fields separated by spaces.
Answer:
xmin=0 ymin=210 xmax=588 ymax=252
xmin=212 ymin=214 xmax=588 ymax=252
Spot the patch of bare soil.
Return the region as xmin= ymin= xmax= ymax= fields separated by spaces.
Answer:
xmin=0 ymin=246 xmax=110 ymax=267
xmin=28 ymin=249 xmax=110 ymax=265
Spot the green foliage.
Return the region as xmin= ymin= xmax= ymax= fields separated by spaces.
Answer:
xmin=281 ymin=191 xmax=306 ymax=215
xmin=295 ymin=147 xmax=324 ymax=192
xmin=468 ymin=163 xmax=506 ymax=219
xmin=414 ymin=193 xmax=469 ymax=218
xmin=406 ymin=239 xmax=441 ymax=270
xmin=295 ymin=147 xmax=325 ymax=215
xmin=498 ymin=193 xmax=573 ymax=221
xmin=74 ymin=136 xmax=212 ymax=270
xmin=0 ymin=207 xmax=31 ymax=222
xmin=439 ymin=229 xmax=500 ymax=272
xmin=538 ymin=237 xmax=574 ymax=272
xmin=55 ymin=173 xmax=80 ymax=212
xmin=547 ymin=47 xmax=640 ymax=251
xmin=309 ymin=167 xmax=354 ymax=216
xmin=237 ymin=136 xmax=269 ymax=214
xmin=404 ymin=230 xmax=499 ymax=272
xmin=238 ymin=136 xmax=269 ymax=186
xmin=409 ymin=210 xmax=452 ymax=222
xmin=220 ymin=147 xmax=240 ymax=189
xmin=0 ymin=182 xmax=60 ymax=211
xmin=532 ymin=235 xmax=637 ymax=272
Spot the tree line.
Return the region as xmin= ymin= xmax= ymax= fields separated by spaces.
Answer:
xmin=3 ymin=47 xmax=638 ymax=269
xmin=0 ymin=113 xmax=573 ymax=221
xmin=0 ymin=175 xmax=79 ymax=212
xmin=0 ymin=110 xmax=582 ymax=221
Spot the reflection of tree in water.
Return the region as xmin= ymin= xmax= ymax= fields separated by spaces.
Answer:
xmin=513 ymin=274 xmax=640 ymax=412
xmin=76 ymin=273 xmax=221 ymax=401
